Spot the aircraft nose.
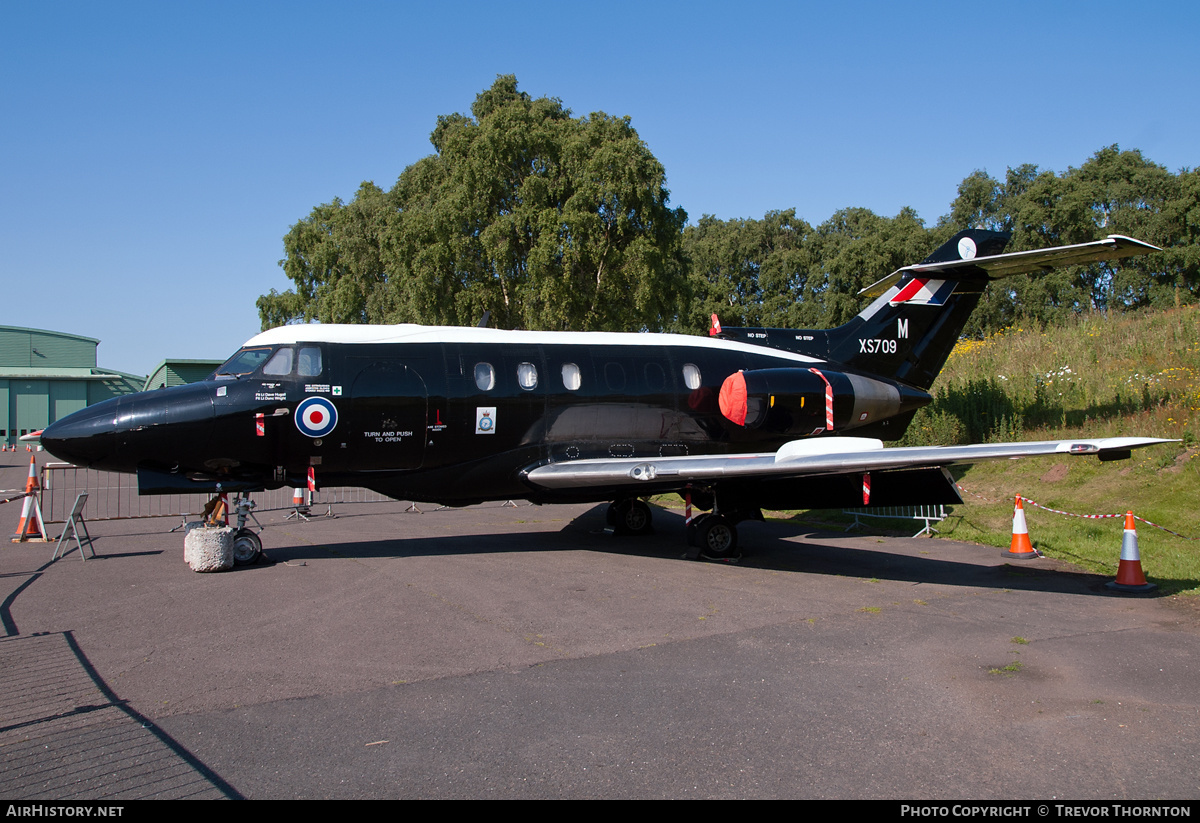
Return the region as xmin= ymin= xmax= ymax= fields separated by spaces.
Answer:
xmin=42 ymin=384 xmax=215 ymax=470
xmin=41 ymin=400 xmax=120 ymax=466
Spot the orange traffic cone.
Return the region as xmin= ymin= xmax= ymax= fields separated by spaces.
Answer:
xmin=11 ymin=456 xmax=47 ymax=542
xmin=1006 ymin=495 xmax=1038 ymax=560
xmin=1106 ymin=512 xmax=1157 ymax=593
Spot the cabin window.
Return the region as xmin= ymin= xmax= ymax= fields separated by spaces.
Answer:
xmin=297 ymin=347 xmax=322 ymax=377
xmin=474 ymin=362 xmax=495 ymax=391
xmin=263 ymin=348 xmax=294 ymax=376
xmin=561 ymin=362 xmax=581 ymax=391
xmin=517 ymin=362 xmax=538 ymax=390
xmin=644 ymin=362 xmax=666 ymax=391
xmin=604 ymin=362 xmax=626 ymax=392
xmin=682 ymin=363 xmax=701 ymax=390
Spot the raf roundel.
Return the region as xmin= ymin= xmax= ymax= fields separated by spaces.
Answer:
xmin=295 ymin=396 xmax=338 ymax=438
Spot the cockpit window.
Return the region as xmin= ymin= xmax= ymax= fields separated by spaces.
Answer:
xmin=263 ymin=348 xmax=294 ymax=376
xmin=214 ymin=347 xmax=273 ymax=378
xmin=298 ymin=347 xmax=322 ymax=377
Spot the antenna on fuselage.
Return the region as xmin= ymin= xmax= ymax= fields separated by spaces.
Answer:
xmin=477 ymin=311 xmax=491 ymax=328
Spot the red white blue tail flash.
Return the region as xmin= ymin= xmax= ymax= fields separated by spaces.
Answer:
xmin=889 ymin=278 xmax=955 ymax=306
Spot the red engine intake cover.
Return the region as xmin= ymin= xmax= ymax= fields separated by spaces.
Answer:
xmin=718 ymin=371 xmax=749 ymax=426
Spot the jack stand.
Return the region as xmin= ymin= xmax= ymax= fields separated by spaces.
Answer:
xmin=405 ymin=501 xmax=423 ymax=513
xmin=285 ymin=503 xmax=311 ymax=521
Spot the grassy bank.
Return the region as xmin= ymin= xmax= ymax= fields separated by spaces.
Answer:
xmin=899 ymin=305 xmax=1200 ymax=448
xmin=901 ymin=306 xmax=1199 ymax=594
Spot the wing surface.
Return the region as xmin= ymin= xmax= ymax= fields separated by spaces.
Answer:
xmin=524 ymin=436 xmax=1173 ymax=491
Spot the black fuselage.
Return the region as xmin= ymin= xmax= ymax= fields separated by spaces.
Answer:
xmin=41 ymin=336 xmax=926 ymax=506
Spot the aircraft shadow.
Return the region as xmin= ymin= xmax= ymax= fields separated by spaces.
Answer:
xmin=244 ymin=503 xmax=1179 ymax=598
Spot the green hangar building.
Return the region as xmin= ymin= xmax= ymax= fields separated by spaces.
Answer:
xmin=0 ymin=325 xmax=145 ymax=447
xmin=143 ymin=359 xmax=224 ymax=391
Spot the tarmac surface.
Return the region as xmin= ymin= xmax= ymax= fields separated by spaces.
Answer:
xmin=1 ymin=454 xmax=1198 ymax=800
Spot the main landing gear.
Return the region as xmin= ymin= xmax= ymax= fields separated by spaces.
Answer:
xmin=685 ymin=512 xmax=738 ymax=559
xmin=606 ymin=494 xmax=758 ymax=561
xmin=606 ymin=498 xmax=654 ymax=536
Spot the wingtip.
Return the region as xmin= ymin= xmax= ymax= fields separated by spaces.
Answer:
xmin=1105 ymin=234 xmax=1163 ymax=253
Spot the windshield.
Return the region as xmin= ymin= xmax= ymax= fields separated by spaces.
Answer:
xmin=213 ymin=347 xmax=274 ymax=379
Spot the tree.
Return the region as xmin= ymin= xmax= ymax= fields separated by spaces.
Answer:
xmin=805 ymin=207 xmax=931 ymax=327
xmin=259 ymin=76 xmax=689 ymax=332
xmin=258 ymin=182 xmax=394 ymax=328
xmin=941 ymin=147 xmax=1200 ymax=335
xmin=683 ymin=213 xmax=777 ymax=329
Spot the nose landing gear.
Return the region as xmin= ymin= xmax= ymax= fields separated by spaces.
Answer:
xmin=230 ymin=493 xmax=264 ymax=566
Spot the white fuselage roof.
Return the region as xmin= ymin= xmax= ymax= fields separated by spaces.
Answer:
xmin=242 ymin=324 xmax=822 ymax=365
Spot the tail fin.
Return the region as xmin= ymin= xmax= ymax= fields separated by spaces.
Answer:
xmin=714 ymin=231 xmax=1158 ymax=391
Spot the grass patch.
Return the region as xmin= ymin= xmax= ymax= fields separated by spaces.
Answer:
xmin=940 ymin=453 xmax=1200 ymax=595
xmin=989 ymin=661 xmax=1024 ymax=676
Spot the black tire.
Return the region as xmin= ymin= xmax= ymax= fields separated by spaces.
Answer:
xmin=232 ymin=528 xmax=262 ymax=566
xmin=697 ymin=515 xmax=738 ymax=559
xmin=612 ymin=499 xmax=653 ymax=536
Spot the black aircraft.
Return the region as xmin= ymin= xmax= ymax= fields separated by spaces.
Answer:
xmin=42 ymin=230 xmax=1170 ymax=563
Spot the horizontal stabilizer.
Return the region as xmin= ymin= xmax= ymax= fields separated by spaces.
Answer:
xmin=860 ymin=235 xmax=1161 ymax=298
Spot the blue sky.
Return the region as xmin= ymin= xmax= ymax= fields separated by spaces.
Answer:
xmin=3 ymin=1 xmax=1196 ymax=377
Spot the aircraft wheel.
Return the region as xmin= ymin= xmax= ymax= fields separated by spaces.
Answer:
xmin=697 ymin=515 xmax=738 ymax=559
xmin=612 ymin=499 xmax=653 ymax=536
xmin=232 ymin=528 xmax=262 ymax=566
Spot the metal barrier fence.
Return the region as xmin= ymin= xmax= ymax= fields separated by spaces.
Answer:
xmin=39 ymin=463 xmax=396 ymax=524
xmin=841 ymin=504 xmax=948 ymax=538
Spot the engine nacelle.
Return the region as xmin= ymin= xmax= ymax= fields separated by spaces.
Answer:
xmin=718 ymin=368 xmax=930 ymax=435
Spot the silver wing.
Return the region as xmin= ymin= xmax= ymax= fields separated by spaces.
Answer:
xmin=524 ymin=436 xmax=1174 ymax=491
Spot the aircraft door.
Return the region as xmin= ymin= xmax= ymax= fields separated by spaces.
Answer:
xmin=348 ymin=360 xmax=428 ymax=471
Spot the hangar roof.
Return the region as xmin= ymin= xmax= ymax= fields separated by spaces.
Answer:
xmin=0 ymin=366 xmax=143 ymax=381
